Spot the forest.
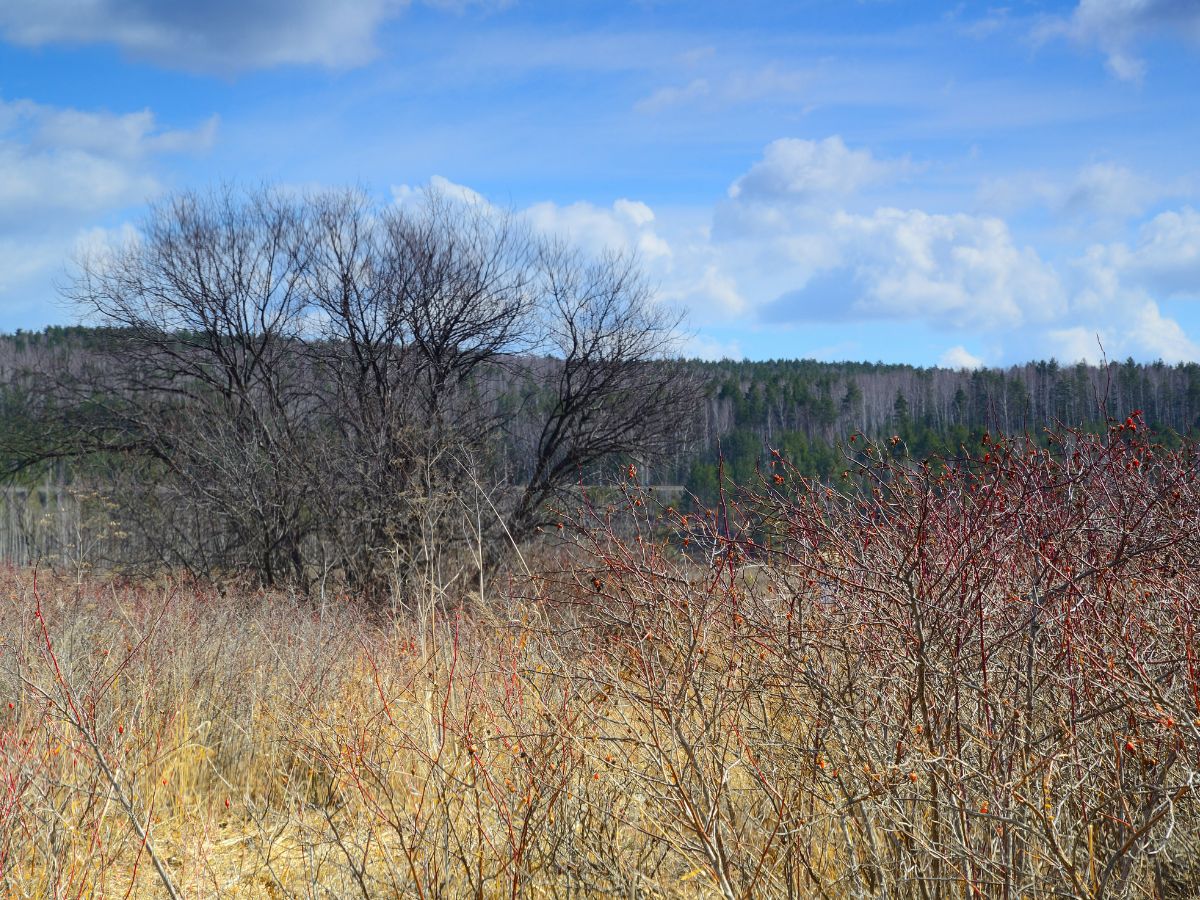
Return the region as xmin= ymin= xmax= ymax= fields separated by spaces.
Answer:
xmin=6 ymin=321 xmax=1200 ymax=509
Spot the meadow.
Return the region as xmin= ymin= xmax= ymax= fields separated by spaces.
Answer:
xmin=2 ymin=419 xmax=1198 ymax=898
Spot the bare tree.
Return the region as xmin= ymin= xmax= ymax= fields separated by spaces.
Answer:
xmin=302 ymin=189 xmax=538 ymax=591
xmin=17 ymin=184 xmax=694 ymax=594
xmin=63 ymin=187 xmax=321 ymax=586
xmin=504 ymin=241 xmax=689 ymax=542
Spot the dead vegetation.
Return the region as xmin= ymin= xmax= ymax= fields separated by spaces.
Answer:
xmin=2 ymin=418 xmax=1199 ymax=898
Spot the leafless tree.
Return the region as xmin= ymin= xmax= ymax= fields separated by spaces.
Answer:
xmin=13 ymin=184 xmax=695 ymax=594
xmin=63 ymin=187 xmax=321 ymax=585
xmin=504 ymin=241 xmax=688 ymax=542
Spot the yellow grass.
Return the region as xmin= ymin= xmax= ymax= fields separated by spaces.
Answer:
xmin=2 ymin=560 xmax=1197 ymax=898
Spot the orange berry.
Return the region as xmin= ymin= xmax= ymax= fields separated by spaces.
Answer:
xmin=909 ymin=772 xmax=918 ymax=783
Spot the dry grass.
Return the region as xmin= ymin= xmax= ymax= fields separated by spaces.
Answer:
xmin=2 ymin=423 xmax=1200 ymax=898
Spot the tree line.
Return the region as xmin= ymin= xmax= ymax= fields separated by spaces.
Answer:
xmin=678 ymin=356 xmax=1200 ymax=500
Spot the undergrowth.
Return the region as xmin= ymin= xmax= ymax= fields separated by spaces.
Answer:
xmin=2 ymin=417 xmax=1198 ymax=898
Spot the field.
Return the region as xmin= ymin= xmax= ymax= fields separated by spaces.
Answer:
xmin=3 ymin=423 xmax=1199 ymax=898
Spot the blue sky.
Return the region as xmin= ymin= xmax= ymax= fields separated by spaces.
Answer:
xmin=1 ymin=0 xmax=1198 ymax=366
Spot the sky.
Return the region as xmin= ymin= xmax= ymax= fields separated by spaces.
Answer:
xmin=0 ymin=0 xmax=1198 ymax=367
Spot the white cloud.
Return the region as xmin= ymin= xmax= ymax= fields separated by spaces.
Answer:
xmin=0 ymin=237 xmax=64 ymax=296
xmin=683 ymin=333 xmax=743 ymax=361
xmin=0 ymin=99 xmax=214 ymax=228
xmin=728 ymin=136 xmax=900 ymax=204
xmin=827 ymin=208 xmax=1065 ymax=329
xmin=697 ymin=136 xmax=1199 ymax=363
xmin=387 ymin=146 xmax=1200 ymax=366
xmin=1054 ymin=211 xmax=1200 ymax=363
xmin=711 ymin=139 xmax=1067 ymax=333
xmin=392 ymin=176 xmax=675 ymax=266
xmin=0 ymin=97 xmax=214 ymax=327
xmin=1119 ymin=206 xmax=1200 ymax=296
xmin=635 ymin=65 xmax=811 ymax=114
xmin=939 ymin=345 xmax=986 ymax=370
xmin=1127 ymin=299 xmax=1199 ymax=360
xmin=635 ymin=78 xmax=712 ymax=114
xmin=1046 ymin=326 xmax=1108 ymax=364
xmin=1054 ymin=162 xmax=1159 ymax=219
xmin=523 ymin=197 xmax=672 ymax=262
xmin=72 ymin=222 xmax=141 ymax=264
xmin=1085 ymin=206 xmax=1200 ymax=298
xmin=30 ymin=107 xmax=220 ymax=159
xmin=391 ymin=174 xmax=492 ymax=210
xmin=660 ymin=263 xmax=748 ymax=317
xmin=0 ymin=0 xmax=499 ymax=72
xmin=980 ymin=162 xmax=1167 ymax=222
xmin=957 ymin=8 xmax=1012 ymax=39
xmin=1041 ymin=309 xmax=1197 ymax=367
xmin=1035 ymin=0 xmax=1200 ymax=82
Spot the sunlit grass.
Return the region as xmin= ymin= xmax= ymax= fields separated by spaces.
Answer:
xmin=3 ymin=425 xmax=1200 ymax=897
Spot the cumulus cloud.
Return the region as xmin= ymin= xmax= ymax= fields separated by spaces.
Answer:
xmin=1126 ymin=300 xmax=1199 ymax=360
xmin=1045 ymin=326 xmax=1108 ymax=364
xmin=821 ymin=208 xmax=1065 ymax=330
xmin=709 ymin=138 xmax=1066 ymax=334
xmin=0 ymin=98 xmax=215 ymax=228
xmin=524 ymin=197 xmax=672 ymax=261
xmin=392 ymin=175 xmax=674 ymax=265
xmin=939 ymin=345 xmax=986 ymax=370
xmin=1035 ymin=0 xmax=1200 ymax=81
xmin=1117 ymin=206 xmax=1200 ymax=296
xmin=0 ymin=236 xmax=64 ymax=296
xmin=1084 ymin=207 xmax=1200 ymax=298
xmin=1039 ymin=309 xmax=1197 ymax=367
xmin=390 ymin=146 xmax=1200 ymax=365
xmin=1051 ymin=210 xmax=1200 ymax=363
xmin=391 ymin=174 xmax=491 ymax=210
xmin=659 ymin=263 xmax=748 ymax=317
xmin=0 ymin=0 xmax=496 ymax=72
xmin=979 ymin=162 xmax=1168 ymax=222
xmin=755 ymin=208 xmax=1065 ymax=331
xmin=0 ymin=97 xmax=214 ymax=325
xmin=703 ymin=136 xmax=1198 ymax=363
xmin=728 ymin=136 xmax=901 ymax=204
